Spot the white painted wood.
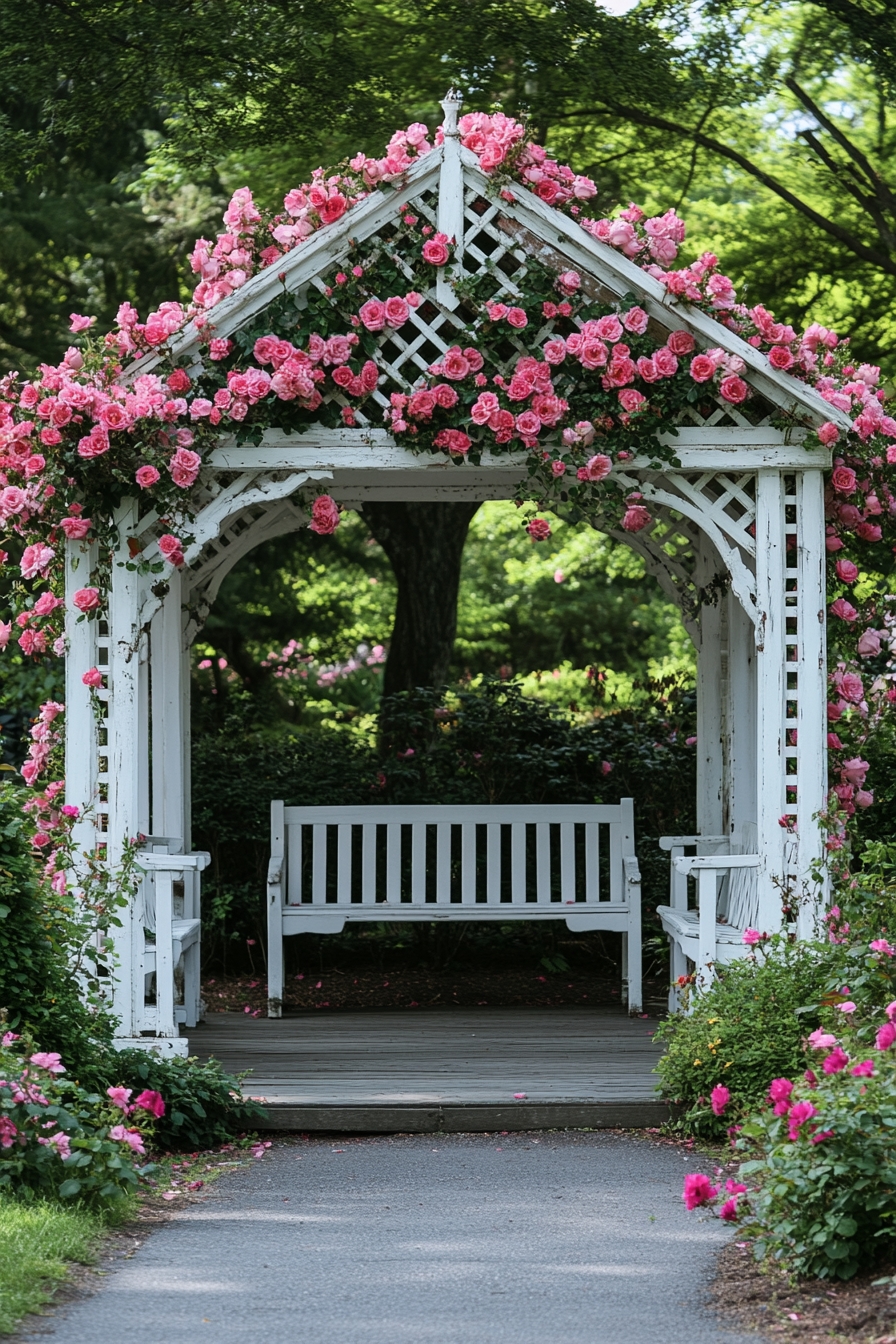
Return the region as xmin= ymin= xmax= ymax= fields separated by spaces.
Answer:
xmin=206 ymin=427 xmax=830 ymax=474
xmin=726 ymin=592 xmax=757 ymax=842
xmin=267 ymin=800 xmax=285 ymax=1016
xmin=269 ymin=803 xmax=644 ymax=1012
xmin=437 ymin=90 xmax=464 ymax=309
xmin=150 ymin=569 xmax=185 ymax=840
xmin=696 ymin=543 xmax=725 ymax=837
xmin=794 ymin=469 xmax=828 ymax=936
xmin=754 ymin=470 xmax=788 ymax=929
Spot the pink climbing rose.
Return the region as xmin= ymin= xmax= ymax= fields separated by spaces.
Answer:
xmin=132 ymin=1089 xmax=165 ymax=1118
xmin=308 ymin=495 xmax=341 ymax=536
xmin=710 ymin=1084 xmax=730 ymax=1117
xmin=682 ymin=1173 xmax=718 ymax=1209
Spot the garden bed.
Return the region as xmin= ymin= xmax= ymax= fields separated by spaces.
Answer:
xmin=202 ymin=969 xmax=669 ymax=1014
xmin=713 ymin=1240 xmax=896 ymax=1342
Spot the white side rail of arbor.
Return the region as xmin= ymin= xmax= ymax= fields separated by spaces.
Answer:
xmin=61 ymin=91 xmax=836 ymax=1052
xmin=267 ymin=800 xmax=642 ymax=1014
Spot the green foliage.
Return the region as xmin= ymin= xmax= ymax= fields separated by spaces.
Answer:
xmin=0 ymin=784 xmax=114 ymax=1073
xmin=0 ymin=1040 xmax=153 ymax=1210
xmin=655 ymin=938 xmax=829 ymax=1135
xmin=736 ymin=1028 xmax=896 ymax=1280
xmin=0 ymin=1194 xmax=104 ymax=1334
xmin=105 ymin=1052 xmax=265 ymax=1152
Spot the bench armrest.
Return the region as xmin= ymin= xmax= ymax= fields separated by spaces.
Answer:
xmin=623 ymin=855 xmax=641 ymax=886
xmin=658 ymin=835 xmax=728 ymax=851
xmin=267 ymin=856 xmax=283 ymax=887
xmin=672 ymin=854 xmax=759 ymax=876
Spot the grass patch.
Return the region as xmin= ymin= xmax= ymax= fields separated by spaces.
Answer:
xmin=0 ymin=1195 xmax=110 ymax=1334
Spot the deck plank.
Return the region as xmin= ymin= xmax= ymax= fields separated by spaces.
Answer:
xmin=191 ymin=1008 xmax=665 ymax=1117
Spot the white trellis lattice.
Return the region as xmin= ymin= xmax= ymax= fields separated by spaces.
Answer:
xmin=63 ymin=91 xmax=845 ymax=1050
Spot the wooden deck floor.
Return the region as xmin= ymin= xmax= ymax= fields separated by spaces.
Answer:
xmin=190 ymin=1008 xmax=668 ymax=1132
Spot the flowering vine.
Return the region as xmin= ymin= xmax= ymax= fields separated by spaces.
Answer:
xmin=0 ymin=106 xmax=891 ymax=891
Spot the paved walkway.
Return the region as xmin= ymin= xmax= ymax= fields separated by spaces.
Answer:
xmin=38 ymin=1133 xmax=762 ymax=1344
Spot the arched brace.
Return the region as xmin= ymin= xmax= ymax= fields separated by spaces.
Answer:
xmin=614 ymin=473 xmax=758 ymax=627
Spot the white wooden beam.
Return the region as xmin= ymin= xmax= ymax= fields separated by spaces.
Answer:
xmin=150 ymin=568 xmax=186 ymax=843
xmin=64 ymin=537 xmax=99 ymax=857
xmin=437 ymin=90 xmax=464 ymax=311
xmin=206 ymin=426 xmax=830 ymax=474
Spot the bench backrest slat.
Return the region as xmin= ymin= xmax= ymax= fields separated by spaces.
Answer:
xmin=275 ymin=802 xmax=637 ymax=910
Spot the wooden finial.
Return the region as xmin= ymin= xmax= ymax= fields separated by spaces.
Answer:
xmin=440 ymin=88 xmax=463 ymax=137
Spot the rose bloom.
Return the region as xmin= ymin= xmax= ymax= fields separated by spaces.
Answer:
xmin=432 ymin=383 xmax=459 ymax=409
xmin=829 ymin=597 xmax=858 ymax=621
xmin=73 ymin=587 xmax=101 ymax=612
xmin=543 ymin=339 xmax=567 ymax=365
xmin=82 ymin=667 xmax=104 ymax=688
xmin=667 ymin=329 xmax=695 ymax=355
xmin=719 ymin=375 xmax=749 ymax=404
xmin=168 ymin=447 xmax=201 ymax=488
xmin=506 ymin=307 xmax=528 ymax=329
xmin=768 ymin=345 xmax=795 ymax=370
xmin=309 ymin=494 xmax=341 ymax=535
xmin=384 ymin=296 xmax=410 ymax=327
xmin=422 ymin=237 xmax=450 ymax=266
xmin=653 ymin=347 xmax=678 ymax=377
xmin=582 ymin=454 xmax=612 ymax=483
xmin=526 ymin=517 xmax=552 ymax=542
xmin=441 ymin=348 xmax=472 ymax=381
xmin=622 ymin=306 xmax=649 ymax=334
xmin=359 ymin=299 xmax=386 ymax=331
xmin=831 ymin=465 xmax=857 ymax=494
xmin=618 ymin=388 xmax=647 ymax=413
xmin=689 ymin=353 xmax=716 ymax=383
xmin=835 ymin=558 xmax=858 ymax=583
xmin=621 ymin=504 xmax=651 ymax=532
xmin=434 ymin=428 xmax=472 ymax=456
xmin=135 ymin=465 xmax=160 ymax=489
xmin=857 ymin=629 xmax=882 ymax=657
xmin=157 ymin=533 xmax=184 ymax=560
xmin=167 ymin=368 xmax=192 ymax=392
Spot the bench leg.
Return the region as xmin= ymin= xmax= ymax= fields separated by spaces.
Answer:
xmin=668 ymin=936 xmax=688 ymax=1014
xmin=182 ymin=939 xmax=200 ymax=1029
xmin=267 ymin=887 xmax=284 ymax=1020
xmin=625 ymin=918 xmax=642 ymax=1016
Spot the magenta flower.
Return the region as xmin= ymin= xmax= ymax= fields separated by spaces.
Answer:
xmin=837 ymin=1001 xmax=857 ymax=1014
xmin=132 ymin=1089 xmax=165 ymax=1118
xmin=718 ymin=1197 xmax=740 ymax=1222
xmin=742 ymin=928 xmax=764 ymax=946
xmin=106 ymin=1086 xmax=132 ymax=1112
xmin=725 ymin=1180 xmax=747 ymax=1195
xmin=710 ymin=1085 xmax=730 ymax=1117
xmin=876 ymin=1022 xmax=896 ymax=1051
xmin=807 ymin=1029 xmax=837 ymax=1049
xmin=810 ymin=1129 xmax=835 ymax=1145
xmin=787 ymin=1101 xmax=818 ymax=1140
xmin=870 ymin=939 xmax=896 ymax=957
xmin=850 ymin=1060 xmax=875 ymax=1077
xmin=767 ymin=1077 xmax=794 ymax=1115
xmin=682 ymin=1173 xmax=718 ymax=1210
xmin=886 ymin=1002 xmax=896 ymax=1021
xmin=822 ymin=1046 xmax=849 ymax=1074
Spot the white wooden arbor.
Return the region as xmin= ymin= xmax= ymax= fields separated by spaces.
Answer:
xmin=62 ymin=94 xmax=839 ymax=1052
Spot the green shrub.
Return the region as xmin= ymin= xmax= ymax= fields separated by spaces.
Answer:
xmin=0 ymin=1037 xmax=154 ymax=1209
xmin=734 ymin=1042 xmax=896 ymax=1280
xmin=0 ymin=784 xmax=114 ymax=1073
xmin=106 ymin=1051 xmax=265 ymax=1150
xmin=654 ymin=937 xmax=828 ymax=1135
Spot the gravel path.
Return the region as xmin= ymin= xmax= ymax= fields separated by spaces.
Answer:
xmin=38 ymin=1132 xmax=762 ymax=1344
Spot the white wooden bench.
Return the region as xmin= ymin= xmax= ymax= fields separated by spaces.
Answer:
xmin=136 ymin=839 xmax=210 ymax=1036
xmin=656 ymin=823 xmax=760 ymax=1008
xmin=267 ymin=800 xmax=643 ymax=1015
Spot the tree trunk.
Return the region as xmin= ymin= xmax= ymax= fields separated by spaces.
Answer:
xmin=360 ymin=501 xmax=480 ymax=696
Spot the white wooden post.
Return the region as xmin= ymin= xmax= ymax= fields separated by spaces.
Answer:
xmin=150 ymin=571 xmax=185 ymax=845
xmin=105 ymin=501 xmax=149 ymax=1043
xmin=437 ymin=89 xmax=465 ymax=310
xmin=725 ymin=592 xmax=757 ymax=842
xmin=794 ymin=469 xmax=828 ymax=935
xmin=753 ymin=470 xmax=788 ymax=931
xmin=696 ymin=588 xmax=724 ymax=836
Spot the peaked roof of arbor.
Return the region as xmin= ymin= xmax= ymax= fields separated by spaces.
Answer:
xmin=126 ymin=105 xmax=843 ymax=434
